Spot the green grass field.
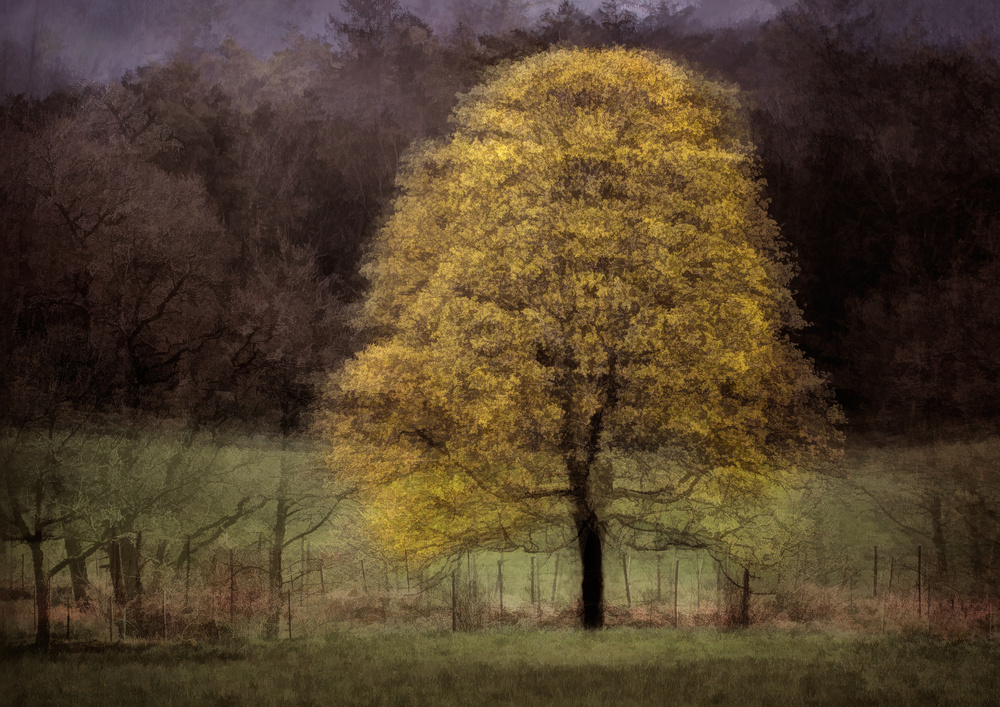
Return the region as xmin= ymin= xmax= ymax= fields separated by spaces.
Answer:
xmin=2 ymin=629 xmax=998 ymax=706
xmin=3 ymin=435 xmax=998 ymax=704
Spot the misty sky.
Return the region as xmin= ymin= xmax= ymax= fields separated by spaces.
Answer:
xmin=1 ymin=0 xmax=997 ymax=96
xmin=0 ymin=0 xmax=795 ymax=92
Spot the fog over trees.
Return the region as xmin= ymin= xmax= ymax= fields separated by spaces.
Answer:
xmin=4 ymin=0 xmax=998 ymax=96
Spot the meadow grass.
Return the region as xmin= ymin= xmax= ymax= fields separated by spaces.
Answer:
xmin=2 ymin=628 xmax=998 ymax=706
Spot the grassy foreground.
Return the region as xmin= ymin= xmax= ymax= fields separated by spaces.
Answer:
xmin=2 ymin=629 xmax=998 ymax=706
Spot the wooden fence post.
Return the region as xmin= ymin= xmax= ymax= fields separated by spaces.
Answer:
xmin=696 ymin=555 xmax=702 ymax=612
xmin=300 ymin=539 xmax=306 ymax=606
xmin=229 ymin=549 xmax=236 ymax=622
xmin=135 ymin=531 xmax=143 ymax=605
xmin=880 ymin=555 xmax=894 ymax=631
xmin=184 ymin=535 xmax=191 ymax=607
xmin=114 ymin=541 xmax=123 ymax=608
xmin=551 ymin=554 xmax=560 ymax=606
xmin=873 ymin=545 xmax=878 ymax=598
xmin=498 ymin=559 xmax=504 ymax=614
xmin=623 ymin=552 xmax=631 ymax=608
xmin=917 ymin=546 xmax=922 ymax=617
xmin=673 ymin=560 xmax=680 ymax=627
xmin=656 ymin=554 xmax=662 ymax=603
xmin=467 ymin=551 xmax=476 ymax=606
xmin=451 ymin=571 xmax=457 ymax=632
xmin=530 ymin=557 xmax=536 ymax=609
xmin=306 ymin=545 xmax=312 ymax=600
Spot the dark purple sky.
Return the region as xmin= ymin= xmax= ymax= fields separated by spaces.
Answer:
xmin=1 ymin=0 xmax=996 ymax=96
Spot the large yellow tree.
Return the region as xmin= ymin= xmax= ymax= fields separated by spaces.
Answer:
xmin=322 ymin=48 xmax=840 ymax=628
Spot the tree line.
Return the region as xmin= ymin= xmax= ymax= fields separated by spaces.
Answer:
xmin=8 ymin=0 xmax=998 ymax=430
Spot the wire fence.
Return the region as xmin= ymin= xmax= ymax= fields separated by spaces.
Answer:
xmin=1 ymin=541 xmax=996 ymax=643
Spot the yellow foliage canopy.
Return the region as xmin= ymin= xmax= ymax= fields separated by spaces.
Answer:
xmin=322 ymin=48 xmax=840 ymax=565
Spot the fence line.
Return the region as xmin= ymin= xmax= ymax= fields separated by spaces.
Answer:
xmin=1 ymin=541 xmax=995 ymax=642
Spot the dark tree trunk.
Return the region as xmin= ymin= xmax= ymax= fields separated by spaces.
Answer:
xmin=28 ymin=538 xmax=50 ymax=648
xmin=133 ymin=531 xmax=144 ymax=632
xmin=738 ymin=566 xmax=751 ymax=627
xmin=568 ymin=453 xmax=605 ymax=629
xmin=109 ymin=540 xmax=122 ymax=604
xmin=576 ymin=511 xmax=604 ymax=629
xmin=108 ymin=538 xmax=141 ymax=605
xmin=716 ymin=558 xmax=744 ymax=626
xmin=961 ymin=484 xmax=990 ymax=596
xmin=966 ymin=512 xmax=986 ymax=595
xmin=716 ymin=559 xmax=726 ymax=608
xmin=562 ymin=351 xmax=617 ymax=630
xmin=928 ymin=493 xmax=948 ymax=579
xmin=108 ymin=535 xmax=145 ymax=635
xmin=265 ymin=492 xmax=289 ymax=639
xmin=64 ymin=536 xmax=89 ymax=604
xmin=148 ymin=540 xmax=168 ymax=597
xmin=135 ymin=532 xmax=143 ymax=597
